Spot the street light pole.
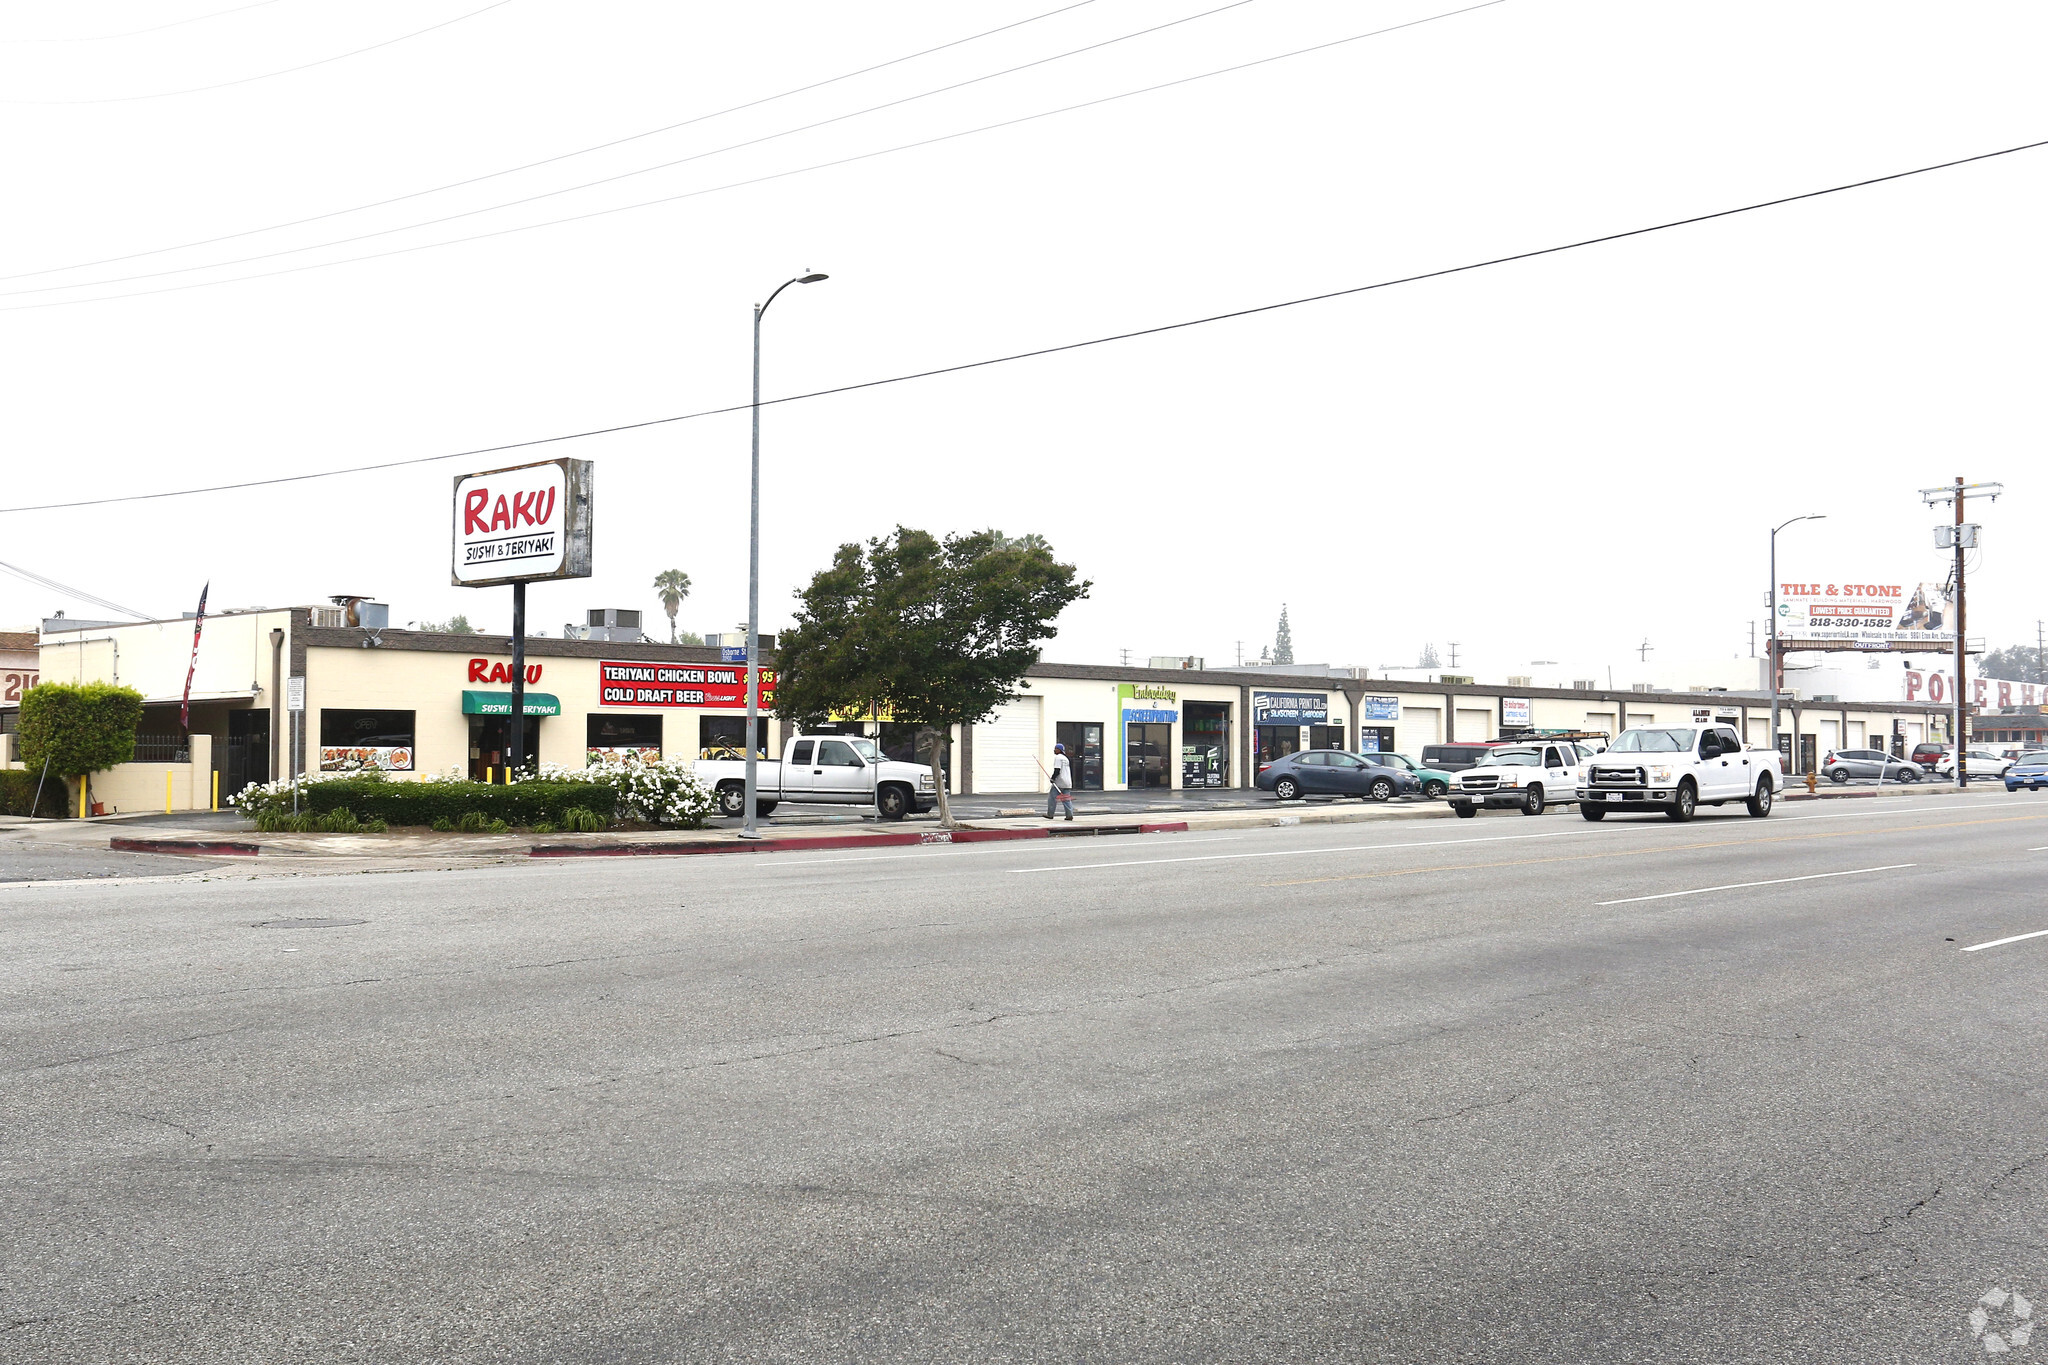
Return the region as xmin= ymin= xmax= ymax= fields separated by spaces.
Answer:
xmin=1769 ymin=514 xmax=1825 ymax=774
xmin=742 ymin=271 xmax=829 ymax=840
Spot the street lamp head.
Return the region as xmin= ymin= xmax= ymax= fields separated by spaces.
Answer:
xmin=798 ymin=272 xmax=829 ymax=284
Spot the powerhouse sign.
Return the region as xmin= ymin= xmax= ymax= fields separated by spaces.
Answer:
xmin=452 ymin=457 xmax=594 ymax=587
xmin=599 ymin=661 xmax=777 ymax=708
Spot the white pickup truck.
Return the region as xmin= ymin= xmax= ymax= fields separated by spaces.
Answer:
xmin=1576 ymin=722 xmax=1779 ymax=821
xmin=1448 ymin=739 xmax=1599 ymax=817
xmin=695 ymin=733 xmax=938 ymax=820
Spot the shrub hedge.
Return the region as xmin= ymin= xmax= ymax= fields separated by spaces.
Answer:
xmin=0 ymin=767 xmax=70 ymax=818
xmin=298 ymin=777 xmax=618 ymax=828
xmin=18 ymin=681 xmax=145 ymax=779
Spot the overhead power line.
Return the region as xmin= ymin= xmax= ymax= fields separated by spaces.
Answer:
xmin=3 ymin=132 xmax=2041 ymax=517
xmin=4 ymin=0 xmax=1504 ymax=311
xmin=0 ymin=0 xmax=1103 ymax=282
xmin=1 ymin=0 xmax=290 ymax=43
xmin=0 ymin=0 xmax=516 ymax=105
xmin=0 ymin=558 xmax=150 ymax=618
xmin=2 ymin=0 xmax=1265 ymax=299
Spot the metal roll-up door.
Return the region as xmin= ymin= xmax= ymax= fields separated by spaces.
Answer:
xmin=975 ymin=697 xmax=1043 ymax=792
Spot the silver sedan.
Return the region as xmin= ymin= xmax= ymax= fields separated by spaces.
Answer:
xmin=1820 ymin=749 xmax=1924 ymax=783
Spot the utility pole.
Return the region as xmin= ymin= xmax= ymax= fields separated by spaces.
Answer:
xmin=1235 ymin=640 xmax=1243 ymax=667
xmin=2037 ymin=619 xmax=2044 ymax=684
xmin=1447 ymin=642 xmax=1460 ymax=669
xmin=1119 ymin=647 xmax=1132 ymax=667
xmin=1922 ymin=477 xmax=2001 ymax=788
xmin=1637 ymin=638 xmax=1653 ymax=663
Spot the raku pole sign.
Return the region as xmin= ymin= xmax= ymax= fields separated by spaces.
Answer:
xmin=452 ymin=458 xmax=593 ymax=778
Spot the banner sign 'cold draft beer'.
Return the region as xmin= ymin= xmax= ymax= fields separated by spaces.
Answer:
xmin=1777 ymin=577 xmax=1954 ymax=644
xmin=598 ymin=661 xmax=778 ymax=709
xmin=451 ymin=458 xmax=594 ymax=587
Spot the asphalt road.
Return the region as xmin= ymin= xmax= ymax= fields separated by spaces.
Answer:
xmin=5 ymin=792 xmax=2047 ymax=1362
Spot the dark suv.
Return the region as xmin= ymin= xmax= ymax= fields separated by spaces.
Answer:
xmin=1420 ymin=742 xmax=1496 ymax=773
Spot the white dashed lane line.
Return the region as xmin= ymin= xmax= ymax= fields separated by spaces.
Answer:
xmin=1593 ymin=863 xmax=1916 ymax=906
xmin=1962 ymin=929 xmax=2048 ymax=953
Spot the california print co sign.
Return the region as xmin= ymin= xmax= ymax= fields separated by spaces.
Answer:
xmin=452 ymin=458 xmax=594 ymax=587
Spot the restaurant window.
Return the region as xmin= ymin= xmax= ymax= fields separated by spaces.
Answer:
xmin=319 ymin=709 xmax=415 ymax=772
xmin=699 ymin=715 xmax=766 ymax=760
xmin=588 ymin=713 xmax=662 ymax=762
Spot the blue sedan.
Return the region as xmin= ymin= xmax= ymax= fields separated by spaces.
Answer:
xmin=2006 ymin=752 xmax=2048 ymax=792
xmin=1256 ymin=749 xmax=1422 ymax=802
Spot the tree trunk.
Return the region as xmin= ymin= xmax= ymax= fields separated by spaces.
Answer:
xmin=930 ymin=727 xmax=956 ymax=829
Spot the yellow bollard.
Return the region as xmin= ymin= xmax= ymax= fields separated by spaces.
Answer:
xmin=166 ymin=770 xmax=174 ymax=814
xmin=486 ymin=766 xmax=493 ymax=786
xmin=79 ymin=778 xmax=88 ymax=819
xmin=212 ymin=770 xmax=220 ymax=812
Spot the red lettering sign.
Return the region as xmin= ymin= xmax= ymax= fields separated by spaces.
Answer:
xmin=595 ymin=660 xmax=776 ymax=709
xmin=463 ymin=488 xmax=490 ymax=535
xmin=467 ymin=658 xmax=542 ymax=684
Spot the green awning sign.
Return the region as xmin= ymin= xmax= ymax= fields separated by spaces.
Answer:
xmin=461 ymin=690 xmax=561 ymax=716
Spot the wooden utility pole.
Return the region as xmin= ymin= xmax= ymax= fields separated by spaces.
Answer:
xmin=1922 ymin=476 xmax=2002 ymax=787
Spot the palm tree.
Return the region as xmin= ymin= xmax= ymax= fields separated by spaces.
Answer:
xmin=652 ymin=569 xmax=692 ymax=644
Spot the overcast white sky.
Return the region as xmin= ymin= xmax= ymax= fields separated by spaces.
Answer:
xmin=1 ymin=0 xmax=2041 ymax=683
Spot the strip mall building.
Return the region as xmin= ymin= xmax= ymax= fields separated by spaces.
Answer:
xmin=3 ymin=606 xmax=1959 ymax=813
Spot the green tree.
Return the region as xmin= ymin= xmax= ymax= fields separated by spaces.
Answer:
xmin=652 ymin=569 xmax=693 ymax=644
xmin=1273 ymin=604 xmax=1295 ymax=665
xmin=775 ymin=527 xmax=1090 ymax=826
xmin=1418 ymin=642 xmax=1440 ymax=669
xmin=415 ymin=615 xmax=476 ymax=634
xmin=1980 ymin=643 xmax=2046 ymax=685
xmin=17 ymin=681 xmax=145 ymax=813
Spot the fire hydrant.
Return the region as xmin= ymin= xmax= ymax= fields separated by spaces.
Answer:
xmin=1805 ymin=770 xmax=1819 ymax=794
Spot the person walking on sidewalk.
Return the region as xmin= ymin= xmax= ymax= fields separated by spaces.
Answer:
xmin=1045 ymin=743 xmax=1075 ymax=821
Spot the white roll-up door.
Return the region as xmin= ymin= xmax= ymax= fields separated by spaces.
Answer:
xmin=1401 ymin=706 xmax=1440 ymax=745
xmin=975 ymin=696 xmax=1043 ymax=792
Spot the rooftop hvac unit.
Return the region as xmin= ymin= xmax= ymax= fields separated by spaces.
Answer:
xmin=1813 ymin=694 xmax=1839 ymax=702
xmin=1573 ymin=679 xmax=1598 ymax=691
xmin=1632 ymin=683 xmax=1655 ymax=692
xmin=1506 ymin=675 xmax=1532 ymax=687
xmin=576 ymin=608 xmax=644 ymax=643
xmin=1148 ymin=655 xmax=1203 ymax=670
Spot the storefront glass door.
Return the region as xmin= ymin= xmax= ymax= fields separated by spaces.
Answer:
xmin=1056 ymin=722 xmax=1104 ymax=790
xmin=1181 ymin=702 xmax=1229 ymax=787
xmin=1125 ymin=722 xmax=1171 ymax=788
xmin=470 ymin=716 xmax=540 ymax=780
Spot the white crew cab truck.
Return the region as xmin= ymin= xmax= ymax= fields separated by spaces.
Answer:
xmin=1576 ymin=723 xmax=1777 ymax=822
xmin=696 ymin=734 xmax=938 ymax=821
xmin=1447 ymin=738 xmax=1599 ymax=818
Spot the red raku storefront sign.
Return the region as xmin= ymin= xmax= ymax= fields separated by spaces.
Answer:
xmin=598 ymin=660 xmax=777 ymax=708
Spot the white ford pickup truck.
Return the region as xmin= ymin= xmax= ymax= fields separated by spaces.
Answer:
xmin=1576 ymin=722 xmax=1779 ymax=822
xmin=696 ymin=733 xmax=938 ymax=820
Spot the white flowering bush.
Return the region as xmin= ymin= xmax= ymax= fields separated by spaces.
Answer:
xmin=229 ymin=770 xmax=369 ymax=817
xmin=525 ymin=753 xmax=717 ymax=828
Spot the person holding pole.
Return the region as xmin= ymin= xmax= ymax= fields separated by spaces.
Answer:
xmin=1044 ymin=743 xmax=1075 ymax=821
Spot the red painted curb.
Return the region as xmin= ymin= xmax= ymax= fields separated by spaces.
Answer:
xmin=1139 ymin=821 xmax=1190 ymax=833
xmin=110 ymin=838 xmax=260 ymax=857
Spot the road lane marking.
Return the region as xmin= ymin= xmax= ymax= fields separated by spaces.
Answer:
xmin=1013 ymin=827 xmax=1614 ymax=873
xmin=1594 ymin=864 xmax=1915 ymax=906
xmin=1027 ymin=809 xmax=2048 ymax=876
xmin=1962 ymin=929 xmax=2048 ymax=952
xmin=754 ymin=835 xmax=1242 ymax=867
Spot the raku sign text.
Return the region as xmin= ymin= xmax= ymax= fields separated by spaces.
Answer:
xmin=451 ymin=458 xmax=594 ymax=587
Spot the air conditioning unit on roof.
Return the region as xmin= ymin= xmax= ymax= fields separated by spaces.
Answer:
xmin=1573 ymin=679 xmax=1598 ymax=691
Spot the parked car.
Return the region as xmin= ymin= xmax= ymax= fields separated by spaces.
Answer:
xmin=1577 ymin=723 xmax=1778 ymax=821
xmin=1256 ymin=750 xmax=1422 ymax=802
xmin=1358 ymin=750 xmax=1453 ymax=798
xmin=1933 ymin=748 xmax=2014 ymax=779
xmin=1419 ymin=742 xmax=1496 ymax=773
xmin=1821 ymin=749 xmax=1925 ymax=784
xmin=1449 ymin=741 xmax=1585 ymax=817
xmin=2005 ymin=752 xmax=2048 ymax=792
xmin=1910 ymin=742 xmax=1950 ymax=767
xmin=696 ymin=733 xmax=937 ymax=819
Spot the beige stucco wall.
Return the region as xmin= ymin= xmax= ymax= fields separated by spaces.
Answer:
xmin=303 ymin=646 xmax=797 ymax=779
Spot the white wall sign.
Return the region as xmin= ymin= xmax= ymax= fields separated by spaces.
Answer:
xmin=452 ymin=458 xmax=594 ymax=587
xmin=285 ymin=676 xmax=305 ymax=712
xmin=1502 ymin=697 xmax=1532 ymax=727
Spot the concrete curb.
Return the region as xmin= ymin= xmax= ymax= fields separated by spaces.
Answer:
xmin=108 ymin=837 xmax=260 ymax=857
xmin=529 ymin=820 xmax=1194 ymax=859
